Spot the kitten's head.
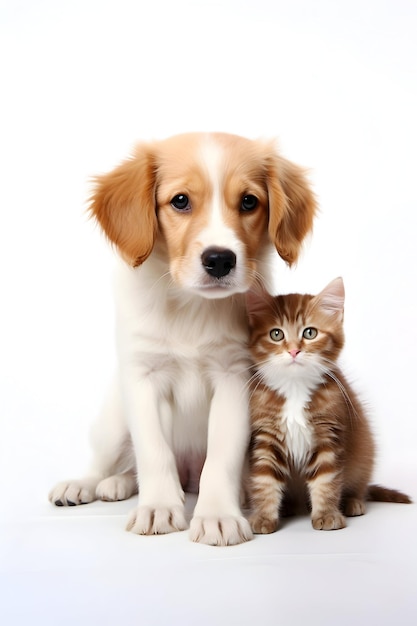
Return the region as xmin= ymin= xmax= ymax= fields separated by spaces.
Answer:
xmin=247 ymin=278 xmax=345 ymax=390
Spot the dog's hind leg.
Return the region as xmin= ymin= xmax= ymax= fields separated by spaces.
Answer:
xmin=95 ymin=470 xmax=137 ymax=502
xmin=49 ymin=377 xmax=135 ymax=506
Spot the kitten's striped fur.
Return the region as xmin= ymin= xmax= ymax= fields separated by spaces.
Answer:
xmin=247 ymin=278 xmax=410 ymax=533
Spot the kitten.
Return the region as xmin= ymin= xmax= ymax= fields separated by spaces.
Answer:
xmin=247 ymin=277 xmax=411 ymax=533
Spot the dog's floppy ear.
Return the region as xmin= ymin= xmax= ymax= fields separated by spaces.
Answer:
xmin=267 ymin=154 xmax=317 ymax=266
xmin=89 ymin=144 xmax=157 ymax=267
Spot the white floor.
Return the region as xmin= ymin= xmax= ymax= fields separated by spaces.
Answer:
xmin=1 ymin=1 xmax=417 ymax=624
xmin=1 ymin=471 xmax=416 ymax=626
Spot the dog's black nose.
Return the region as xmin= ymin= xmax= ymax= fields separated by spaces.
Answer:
xmin=201 ymin=247 xmax=237 ymax=278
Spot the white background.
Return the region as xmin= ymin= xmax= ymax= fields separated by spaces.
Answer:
xmin=1 ymin=1 xmax=416 ymax=625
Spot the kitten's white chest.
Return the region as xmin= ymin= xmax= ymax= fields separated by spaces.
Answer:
xmin=263 ymin=359 xmax=321 ymax=466
xmin=281 ymin=387 xmax=313 ymax=467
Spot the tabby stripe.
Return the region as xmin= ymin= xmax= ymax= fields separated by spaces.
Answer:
xmin=307 ymin=470 xmax=338 ymax=487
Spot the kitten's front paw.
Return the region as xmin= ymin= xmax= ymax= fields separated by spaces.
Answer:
xmin=49 ymin=479 xmax=98 ymax=506
xmin=312 ymin=511 xmax=346 ymax=530
xmin=126 ymin=505 xmax=188 ymax=535
xmin=249 ymin=513 xmax=279 ymax=534
xmin=190 ymin=515 xmax=253 ymax=546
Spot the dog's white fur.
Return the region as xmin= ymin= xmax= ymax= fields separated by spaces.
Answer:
xmin=49 ymin=132 xmax=316 ymax=545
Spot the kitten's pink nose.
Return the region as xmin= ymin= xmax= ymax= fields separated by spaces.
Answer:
xmin=289 ymin=349 xmax=300 ymax=359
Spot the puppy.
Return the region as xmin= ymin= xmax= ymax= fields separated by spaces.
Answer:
xmin=49 ymin=132 xmax=316 ymax=545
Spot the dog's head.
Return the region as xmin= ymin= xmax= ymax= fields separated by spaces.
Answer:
xmin=90 ymin=132 xmax=316 ymax=298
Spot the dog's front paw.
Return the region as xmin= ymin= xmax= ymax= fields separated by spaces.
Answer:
xmin=190 ymin=515 xmax=253 ymax=546
xmin=49 ymin=479 xmax=98 ymax=506
xmin=126 ymin=505 xmax=188 ymax=535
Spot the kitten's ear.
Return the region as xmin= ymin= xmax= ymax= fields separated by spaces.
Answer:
xmin=315 ymin=277 xmax=345 ymax=319
xmin=246 ymin=286 xmax=270 ymax=326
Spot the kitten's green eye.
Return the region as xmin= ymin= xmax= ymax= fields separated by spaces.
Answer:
xmin=270 ymin=328 xmax=284 ymax=342
xmin=303 ymin=327 xmax=318 ymax=340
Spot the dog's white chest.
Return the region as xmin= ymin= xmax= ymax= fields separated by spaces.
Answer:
xmin=281 ymin=389 xmax=313 ymax=467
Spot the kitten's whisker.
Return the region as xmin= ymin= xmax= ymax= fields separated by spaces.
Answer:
xmin=316 ymin=361 xmax=360 ymax=423
xmin=242 ymin=369 xmax=267 ymax=402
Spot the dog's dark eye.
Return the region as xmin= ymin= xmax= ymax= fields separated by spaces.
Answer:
xmin=171 ymin=194 xmax=191 ymax=212
xmin=241 ymin=195 xmax=258 ymax=212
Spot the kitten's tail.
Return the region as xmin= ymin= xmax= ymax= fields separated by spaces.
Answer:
xmin=367 ymin=484 xmax=412 ymax=504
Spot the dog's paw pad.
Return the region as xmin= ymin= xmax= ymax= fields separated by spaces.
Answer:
xmin=190 ymin=515 xmax=253 ymax=546
xmin=49 ymin=480 xmax=97 ymax=506
xmin=96 ymin=474 xmax=137 ymax=502
xmin=126 ymin=505 xmax=188 ymax=535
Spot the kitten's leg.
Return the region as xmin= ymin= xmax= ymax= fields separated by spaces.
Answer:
xmin=306 ymin=450 xmax=346 ymax=530
xmin=248 ymin=436 xmax=287 ymax=534
xmin=341 ymin=467 xmax=371 ymax=517
xmin=342 ymin=482 xmax=368 ymax=517
xmin=343 ymin=493 xmax=366 ymax=517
